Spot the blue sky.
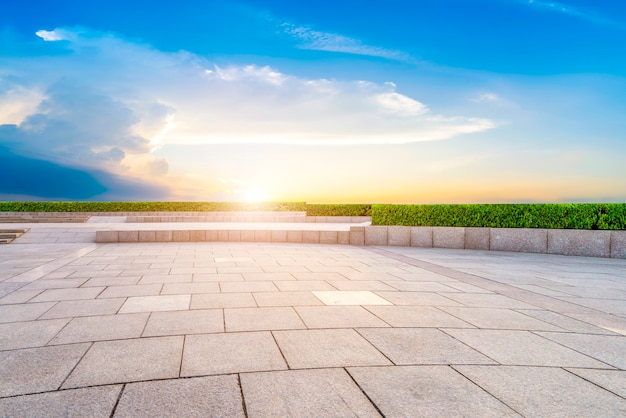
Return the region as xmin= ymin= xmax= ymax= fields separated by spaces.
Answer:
xmin=1 ymin=0 xmax=625 ymax=202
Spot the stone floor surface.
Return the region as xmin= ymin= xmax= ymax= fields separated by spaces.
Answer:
xmin=1 ymin=220 xmax=625 ymax=417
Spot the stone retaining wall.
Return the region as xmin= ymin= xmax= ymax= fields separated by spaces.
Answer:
xmin=96 ymin=225 xmax=626 ymax=259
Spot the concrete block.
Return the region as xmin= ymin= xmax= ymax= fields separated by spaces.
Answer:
xmin=548 ymin=229 xmax=611 ymax=257
xmin=365 ymin=226 xmax=388 ymax=246
xmin=240 ymin=230 xmax=255 ymax=242
xmin=155 ymin=231 xmax=172 ymax=242
xmin=332 ymin=216 xmax=352 ymax=223
xmin=118 ymin=231 xmax=139 ymax=243
xmin=465 ymin=227 xmax=490 ymax=250
xmin=352 ymin=216 xmax=372 ymax=223
xmin=255 ymin=230 xmax=270 ymax=242
xmin=305 ymin=217 xmax=317 ymax=223
xmin=338 ymin=231 xmax=350 ymax=245
xmin=96 ymin=231 xmax=118 ymax=243
xmin=189 ymin=230 xmax=206 ymax=242
xmin=610 ymin=231 xmax=626 ymax=259
xmin=349 ymin=227 xmax=365 ymax=246
xmin=217 ymin=230 xmax=229 ymax=242
xmin=433 ymin=227 xmax=465 ymax=249
xmin=172 ymin=230 xmax=190 ymax=242
xmin=302 ymin=231 xmax=320 ymax=243
xmin=287 ymin=231 xmax=303 ymax=243
xmin=320 ymin=231 xmax=338 ymax=244
xmin=410 ymin=227 xmax=432 ymax=247
xmin=138 ymin=231 xmax=156 ymax=242
xmin=205 ymin=230 xmax=218 ymax=241
xmin=271 ymin=230 xmax=287 ymax=243
xmin=387 ymin=226 xmax=410 ymax=247
xmin=490 ymin=228 xmax=547 ymax=254
xmin=228 ymin=230 xmax=241 ymax=242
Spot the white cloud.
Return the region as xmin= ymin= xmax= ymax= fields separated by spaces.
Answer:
xmin=470 ymin=93 xmax=499 ymax=103
xmin=35 ymin=29 xmax=75 ymax=42
xmin=517 ymin=0 xmax=622 ymax=28
xmin=280 ymin=22 xmax=411 ymax=62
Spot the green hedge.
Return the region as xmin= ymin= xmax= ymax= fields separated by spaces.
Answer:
xmin=0 ymin=201 xmax=307 ymax=212
xmin=372 ymin=204 xmax=626 ymax=230
xmin=305 ymin=204 xmax=372 ymax=217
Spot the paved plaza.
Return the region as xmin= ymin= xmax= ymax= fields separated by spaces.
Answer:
xmin=1 ymin=219 xmax=625 ymax=416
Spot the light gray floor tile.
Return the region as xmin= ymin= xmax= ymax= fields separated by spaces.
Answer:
xmin=0 ymin=289 xmax=43 ymax=304
xmin=98 ymin=284 xmax=162 ymax=298
xmin=0 ymin=343 xmax=90 ymax=397
xmin=292 ymin=272 xmax=348 ymax=281
xmin=312 ymin=290 xmax=392 ymax=306
xmin=81 ymin=276 xmax=141 ymax=287
xmin=30 ymin=287 xmax=105 ymax=302
xmin=138 ymin=274 xmax=193 ymax=284
xmin=119 ymin=295 xmax=190 ymax=313
xmin=253 ymin=291 xmax=324 ymax=307
xmin=384 ymin=281 xmax=460 ymax=292
xmin=0 ymin=318 xmax=70 ymax=350
xmin=456 ymin=365 xmax=626 ymax=417
xmin=444 ymin=329 xmax=610 ymax=368
xmin=49 ymin=313 xmax=149 ymax=345
xmin=63 ymin=336 xmax=184 ymax=388
xmin=181 ymin=332 xmax=287 ymax=376
xmin=161 ymin=282 xmax=220 ymax=294
xmin=224 ymin=307 xmax=304 ymax=331
xmin=373 ymin=291 xmax=462 ymax=306
xmin=219 ymin=281 xmax=278 ymax=293
xmin=566 ymin=368 xmax=626 ymax=398
xmin=348 ymin=365 xmax=519 ymax=417
xmin=0 ymin=385 xmax=121 ymax=418
xmin=440 ymin=293 xmax=540 ymax=309
xmin=142 ymin=309 xmax=223 ymax=336
xmin=273 ymin=329 xmax=392 ymax=369
xmin=0 ymin=302 xmax=55 ymax=323
xmin=243 ymin=272 xmax=296 ymax=281
xmin=241 ymin=368 xmax=381 ymax=417
xmin=39 ymin=298 xmax=125 ymax=319
xmin=21 ymin=278 xmax=89 ymax=290
xmin=536 ymin=332 xmax=626 ymax=369
xmin=295 ymin=306 xmax=390 ymax=328
xmin=328 ymin=280 xmax=397 ymax=291
xmin=191 ymin=292 xmax=257 ymax=309
xmin=365 ymin=306 xmax=473 ymax=328
xmin=115 ymin=375 xmax=244 ymax=417
xmin=358 ymin=328 xmax=496 ymax=365
xmin=440 ymin=307 xmax=564 ymax=331
xmin=274 ymin=280 xmax=336 ymax=291
xmin=516 ymin=309 xmax=619 ymax=335
xmin=193 ymin=273 xmax=244 ymax=282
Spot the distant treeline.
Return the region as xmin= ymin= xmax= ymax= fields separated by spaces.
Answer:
xmin=1 ymin=202 xmax=624 ymax=229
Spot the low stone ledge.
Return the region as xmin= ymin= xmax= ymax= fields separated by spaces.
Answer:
xmin=388 ymin=226 xmax=410 ymax=247
xmin=433 ymin=227 xmax=465 ymax=249
xmin=548 ymin=229 xmax=611 ymax=257
xmin=465 ymin=228 xmax=490 ymax=250
xmin=320 ymin=231 xmax=338 ymax=244
xmin=95 ymin=231 xmax=118 ymax=243
xmin=365 ymin=226 xmax=388 ymax=246
xmin=410 ymin=227 xmax=432 ymax=248
xmin=610 ymin=231 xmax=626 ymax=259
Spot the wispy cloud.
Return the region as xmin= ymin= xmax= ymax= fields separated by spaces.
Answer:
xmin=280 ymin=22 xmax=412 ymax=62
xmin=513 ymin=0 xmax=623 ymax=28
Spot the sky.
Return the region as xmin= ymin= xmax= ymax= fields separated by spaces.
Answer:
xmin=1 ymin=0 xmax=625 ymax=203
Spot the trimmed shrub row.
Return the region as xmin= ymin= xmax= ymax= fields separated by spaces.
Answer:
xmin=371 ymin=204 xmax=626 ymax=230
xmin=0 ymin=201 xmax=307 ymax=213
xmin=305 ymin=204 xmax=372 ymax=217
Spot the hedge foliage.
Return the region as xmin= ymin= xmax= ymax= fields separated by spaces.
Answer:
xmin=371 ymin=204 xmax=626 ymax=230
xmin=305 ymin=204 xmax=372 ymax=217
xmin=0 ymin=201 xmax=307 ymax=212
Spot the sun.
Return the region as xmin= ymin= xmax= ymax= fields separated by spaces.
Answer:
xmin=243 ymin=187 xmax=269 ymax=202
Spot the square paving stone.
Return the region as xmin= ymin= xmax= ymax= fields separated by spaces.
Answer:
xmin=241 ymin=368 xmax=381 ymax=417
xmin=373 ymin=291 xmax=462 ymax=306
xmin=295 ymin=306 xmax=390 ymax=328
xmin=384 ymin=281 xmax=460 ymax=292
xmin=142 ymin=309 xmax=223 ymax=336
xmin=311 ymin=291 xmax=392 ymax=306
xmin=0 ymin=302 xmax=56 ymax=323
xmin=0 ymin=319 xmax=70 ymax=350
xmin=444 ymin=329 xmax=610 ymax=368
xmin=119 ymin=295 xmax=191 ymax=313
xmin=252 ymin=291 xmax=324 ymax=307
xmin=440 ymin=293 xmax=540 ymax=309
xmin=0 ymin=385 xmax=122 ymax=418
xmin=516 ymin=309 xmax=619 ymax=335
xmin=63 ymin=336 xmax=184 ymax=388
xmin=220 ymin=281 xmax=278 ymax=293
xmin=224 ymin=307 xmax=305 ymax=331
xmin=439 ymin=307 xmax=563 ymax=331
xmin=566 ymin=368 xmax=626 ymax=398
xmin=348 ymin=365 xmax=518 ymax=417
xmin=275 ymin=280 xmax=336 ymax=291
xmin=273 ymin=329 xmax=392 ymax=369
xmin=97 ymin=284 xmax=162 ymax=298
xmin=115 ymin=375 xmax=244 ymax=417
xmin=536 ymin=332 xmax=626 ymax=369
xmin=49 ymin=313 xmax=149 ymax=345
xmin=455 ymin=365 xmax=626 ymax=417
xmin=181 ymin=332 xmax=287 ymax=376
xmin=365 ymin=306 xmax=473 ymax=328
xmin=161 ymin=282 xmax=220 ymax=294
xmin=358 ymin=328 xmax=496 ymax=365
xmin=191 ymin=292 xmax=257 ymax=309
xmin=0 ymin=343 xmax=90 ymax=397
xmin=30 ymin=287 xmax=105 ymax=302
